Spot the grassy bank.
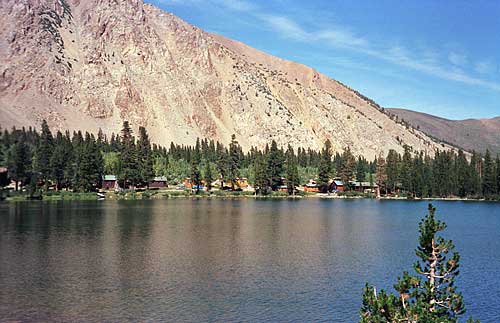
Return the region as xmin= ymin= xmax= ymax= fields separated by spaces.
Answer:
xmin=2 ymin=189 xmax=498 ymax=202
xmin=2 ymin=189 xmax=308 ymax=201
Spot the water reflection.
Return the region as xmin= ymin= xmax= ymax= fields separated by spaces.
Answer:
xmin=0 ymin=199 xmax=498 ymax=322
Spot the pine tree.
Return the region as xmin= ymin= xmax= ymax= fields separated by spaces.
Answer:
xmin=254 ymin=152 xmax=269 ymax=195
xmin=118 ymin=121 xmax=140 ymax=188
xmin=216 ymin=143 xmax=228 ymax=188
xmin=356 ymin=156 xmax=367 ymax=182
xmin=400 ymin=145 xmax=413 ymax=195
xmin=360 ymin=204 xmax=479 ymax=323
xmin=73 ymin=134 xmax=92 ymax=192
xmin=412 ymin=152 xmax=425 ymax=198
xmin=50 ymin=131 xmax=71 ymax=191
xmin=375 ymin=153 xmax=387 ymax=196
xmin=89 ymin=134 xmax=104 ymax=188
xmin=482 ymin=149 xmax=496 ymax=198
xmin=267 ymin=140 xmax=284 ymax=191
xmin=453 ymin=150 xmax=469 ymax=197
xmin=229 ymin=134 xmax=240 ymax=190
xmin=137 ymin=126 xmax=154 ymax=187
xmin=469 ymin=151 xmax=482 ymax=197
xmin=72 ymin=133 xmax=103 ymax=192
xmin=34 ymin=120 xmax=53 ymax=189
xmin=204 ymin=162 xmax=213 ymax=192
xmin=340 ymin=147 xmax=356 ymax=190
xmin=191 ymin=139 xmax=202 ymax=193
xmin=285 ymin=145 xmax=299 ymax=195
xmin=7 ymin=132 xmax=31 ymax=191
xmin=318 ymin=139 xmax=332 ymax=193
xmin=62 ymin=131 xmax=75 ymax=189
xmin=385 ymin=149 xmax=400 ymax=193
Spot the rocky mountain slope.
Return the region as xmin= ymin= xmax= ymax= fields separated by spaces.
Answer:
xmin=0 ymin=0 xmax=452 ymax=159
xmin=387 ymin=108 xmax=500 ymax=154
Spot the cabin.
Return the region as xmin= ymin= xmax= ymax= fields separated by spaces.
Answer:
xmin=329 ymin=180 xmax=344 ymax=192
xmin=304 ymin=179 xmax=320 ymax=193
xmin=150 ymin=176 xmax=168 ymax=189
xmin=236 ymin=177 xmax=249 ymax=189
xmin=183 ymin=177 xmax=193 ymax=189
xmin=351 ymin=181 xmax=378 ymax=193
xmin=278 ymin=185 xmax=289 ymax=193
xmin=184 ymin=178 xmax=208 ymax=190
xmin=102 ymin=175 xmax=118 ymax=190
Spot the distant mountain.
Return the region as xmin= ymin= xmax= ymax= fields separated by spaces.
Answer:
xmin=0 ymin=0 xmax=452 ymax=159
xmin=387 ymin=108 xmax=500 ymax=154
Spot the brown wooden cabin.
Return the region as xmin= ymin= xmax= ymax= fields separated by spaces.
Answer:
xmin=351 ymin=181 xmax=378 ymax=193
xmin=150 ymin=176 xmax=168 ymax=189
xmin=304 ymin=180 xmax=320 ymax=193
xmin=102 ymin=175 xmax=118 ymax=190
xmin=329 ymin=180 xmax=344 ymax=192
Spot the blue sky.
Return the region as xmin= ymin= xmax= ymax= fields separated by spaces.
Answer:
xmin=147 ymin=0 xmax=500 ymax=120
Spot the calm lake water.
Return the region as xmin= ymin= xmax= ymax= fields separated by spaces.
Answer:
xmin=0 ymin=199 xmax=499 ymax=323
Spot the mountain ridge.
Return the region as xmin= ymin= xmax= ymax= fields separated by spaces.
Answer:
xmin=0 ymin=0 xmax=454 ymax=159
xmin=387 ymin=108 xmax=500 ymax=154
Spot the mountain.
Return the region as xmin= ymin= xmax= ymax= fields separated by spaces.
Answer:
xmin=0 ymin=0 xmax=451 ymax=159
xmin=387 ymin=108 xmax=500 ymax=154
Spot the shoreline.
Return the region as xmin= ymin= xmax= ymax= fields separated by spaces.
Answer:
xmin=1 ymin=190 xmax=497 ymax=203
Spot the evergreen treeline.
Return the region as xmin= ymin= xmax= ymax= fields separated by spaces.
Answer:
xmin=374 ymin=145 xmax=500 ymax=199
xmin=1 ymin=121 xmax=499 ymax=199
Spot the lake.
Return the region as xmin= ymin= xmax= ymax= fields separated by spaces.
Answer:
xmin=0 ymin=199 xmax=499 ymax=322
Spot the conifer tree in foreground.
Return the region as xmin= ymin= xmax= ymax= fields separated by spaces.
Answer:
xmin=359 ymin=204 xmax=479 ymax=323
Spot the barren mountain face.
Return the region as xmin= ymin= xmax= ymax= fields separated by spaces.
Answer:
xmin=0 ymin=0 xmax=449 ymax=159
xmin=387 ymin=108 xmax=500 ymax=154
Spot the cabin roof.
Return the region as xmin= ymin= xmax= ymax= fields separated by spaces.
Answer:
xmin=153 ymin=176 xmax=167 ymax=182
xmin=351 ymin=181 xmax=378 ymax=187
xmin=103 ymin=175 xmax=117 ymax=181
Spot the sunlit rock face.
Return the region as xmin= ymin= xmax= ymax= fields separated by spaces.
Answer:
xmin=0 ymin=0 xmax=450 ymax=158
